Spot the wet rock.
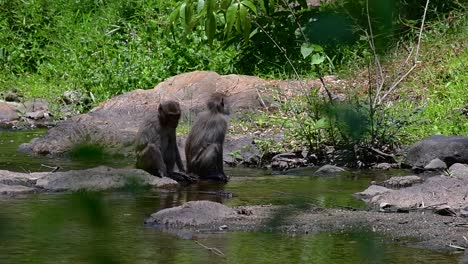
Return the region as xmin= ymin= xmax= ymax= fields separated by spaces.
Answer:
xmin=314 ymin=164 xmax=345 ymax=175
xmin=0 ymin=183 xmax=36 ymax=195
xmin=145 ymin=200 xmax=237 ymax=227
xmin=378 ymin=175 xmax=423 ymax=189
xmin=353 ymin=185 xmax=393 ymax=201
xmin=0 ymin=102 xmax=19 ymax=122
xmin=449 ymin=163 xmax=468 ymax=181
xmin=405 ymin=135 xmax=468 ymax=168
xmin=35 ymin=166 xmax=178 ymax=191
xmin=271 ymin=153 xmax=307 ymax=171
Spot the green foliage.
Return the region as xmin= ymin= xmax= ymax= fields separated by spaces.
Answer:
xmin=0 ymin=0 xmax=236 ymax=111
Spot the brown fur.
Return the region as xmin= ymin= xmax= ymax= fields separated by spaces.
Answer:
xmin=185 ymin=93 xmax=229 ymax=181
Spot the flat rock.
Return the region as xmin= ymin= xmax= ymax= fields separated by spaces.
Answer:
xmin=360 ymin=176 xmax=468 ymax=210
xmin=353 ymin=185 xmax=393 ymax=201
xmin=0 ymin=170 xmax=43 ymax=187
xmin=35 ymin=166 xmax=178 ymax=191
xmin=449 ymin=163 xmax=468 ymax=180
xmin=405 ymin=135 xmax=468 ymax=168
xmin=378 ymin=175 xmax=423 ymax=189
xmin=0 ymin=183 xmax=36 ymax=195
xmin=145 ymin=200 xmax=237 ymax=227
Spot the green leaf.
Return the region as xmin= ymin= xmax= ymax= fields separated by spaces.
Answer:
xmin=241 ymin=0 xmax=257 ymax=15
xmin=315 ymin=118 xmax=328 ymax=129
xmin=225 ymin=3 xmax=239 ymax=37
xmin=206 ymin=12 xmax=216 ymax=46
xmin=243 ymin=16 xmax=251 ymax=41
xmin=196 ymin=0 xmax=205 ymax=13
xmin=179 ymin=3 xmax=187 ymax=25
xmin=168 ymin=6 xmax=180 ymax=23
xmin=301 ymin=43 xmax=313 ymax=59
xmin=297 ymin=0 xmax=307 ymax=8
xmin=311 ymin=53 xmax=325 ymax=65
xmin=239 ymin=4 xmax=248 ymax=32
xmin=206 ymin=0 xmax=215 ymax=14
xmin=221 ymin=0 xmax=232 ymax=10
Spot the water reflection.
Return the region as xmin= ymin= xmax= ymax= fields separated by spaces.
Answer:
xmin=0 ymin=130 xmax=459 ymax=264
xmin=0 ymin=129 xmax=134 ymax=172
xmin=0 ymin=192 xmax=460 ymax=264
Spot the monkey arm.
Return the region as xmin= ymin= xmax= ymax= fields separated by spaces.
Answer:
xmin=175 ymin=146 xmax=185 ymax=172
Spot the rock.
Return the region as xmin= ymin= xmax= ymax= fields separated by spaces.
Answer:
xmin=353 ymin=185 xmax=393 ymax=201
xmin=20 ymin=71 xmax=326 ymax=156
xmin=35 ymin=166 xmax=178 ymax=191
xmin=0 ymin=102 xmax=19 ymax=122
xmin=378 ymin=175 xmax=423 ymax=189
xmin=433 ymin=205 xmax=456 ymax=216
xmin=405 ymin=136 xmax=468 ymax=168
xmin=4 ymin=91 xmax=21 ymax=102
xmin=23 ymin=98 xmax=49 ymax=112
xmin=26 ymin=110 xmax=46 ymax=120
xmin=271 ymin=153 xmax=307 ymax=171
xmin=62 ymin=90 xmax=82 ymax=105
xmin=0 ymin=183 xmax=36 ymax=195
xmin=145 ymin=200 xmax=237 ymax=227
xmin=373 ymin=163 xmax=393 ymax=170
xmin=0 ymin=170 xmax=40 ymax=187
xmin=449 ymin=163 xmax=468 ymax=180
xmin=361 ymin=176 xmax=468 ymax=211
xmin=314 ymin=165 xmax=345 ymax=175
xmin=460 ymin=206 xmax=468 ymax=217
xmin=423 ymin=158 xmax=447 ymax=171
xmin=224 ymin=136 xmax=261 ymax=166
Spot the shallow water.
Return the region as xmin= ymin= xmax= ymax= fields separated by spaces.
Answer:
xmin=0 ymin=130 xmax=461 ymax=264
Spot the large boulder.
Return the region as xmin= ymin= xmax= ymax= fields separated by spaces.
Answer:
xmin=19 ymin=71 xmax=327 ymax=157
xmin=145 ymin=200 xmax=238 ymax=227
xmin=0 ymin=167 xmax=178 ymax=194
xmin=35 ymin=166 xmax=178 ymax=191
xmin=405 ymin=136 xmax=468 ymax=168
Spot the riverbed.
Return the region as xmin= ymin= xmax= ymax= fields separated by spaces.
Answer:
xmin=0 ymin=130 xmax=462 ymax=263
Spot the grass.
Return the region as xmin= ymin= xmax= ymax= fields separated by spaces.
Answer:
xmin=395 ymin=11 xmax=468 ymax=141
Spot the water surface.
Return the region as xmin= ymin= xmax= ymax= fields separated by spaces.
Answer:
xmin=0 ymin=130 xmax=460 ymax=263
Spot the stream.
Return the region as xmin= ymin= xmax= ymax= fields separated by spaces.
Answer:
xmin=0 ymin=130 xmax=461 ymax=263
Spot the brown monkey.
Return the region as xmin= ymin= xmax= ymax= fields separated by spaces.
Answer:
xmin=135 ymin=100 xmax=190 ymax=181
xmin=185 ymin=92 xmax=229 ymax=182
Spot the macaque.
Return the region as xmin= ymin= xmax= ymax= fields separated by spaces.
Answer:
xmin=135 ymin=100 xmax=187 ymax=180
xmin=185 ymin=93 xmax=229 ymax=182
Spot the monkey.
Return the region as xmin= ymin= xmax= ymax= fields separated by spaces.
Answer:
xmin=185 ymin=92 xmax=229 ymax=182
xmin=135 ymin=100 xmax=193 ymax=182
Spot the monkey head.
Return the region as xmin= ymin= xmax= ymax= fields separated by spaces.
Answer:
xmin=207 ymin=92 xmax=229 ymax=114
xmin=158 ymin=100 xmax=181 ymax=128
